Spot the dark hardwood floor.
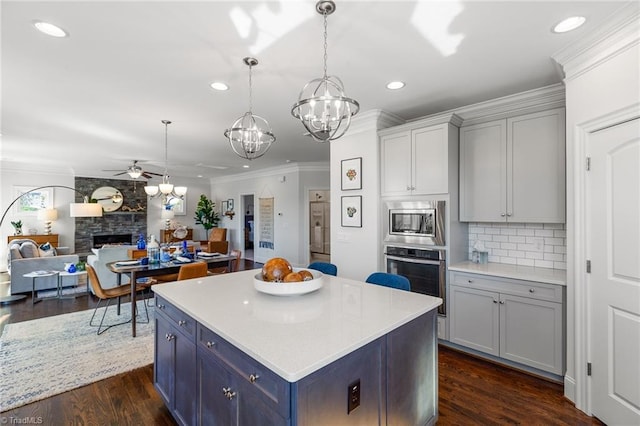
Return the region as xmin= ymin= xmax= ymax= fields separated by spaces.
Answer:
xmin=1 ymin=260 xmax=602 ymax=425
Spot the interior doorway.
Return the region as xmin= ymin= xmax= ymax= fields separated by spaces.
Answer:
xmin=241 ymin=194 xmax=255 ymax=261
xmin=309 ymin=190 xmax=330 ymax=263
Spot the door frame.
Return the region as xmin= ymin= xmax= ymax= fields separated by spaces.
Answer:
xmin=573 ymin=102 xmax=640 ymax=413
xmin=240 ymin=192 xmax=256 ymax=259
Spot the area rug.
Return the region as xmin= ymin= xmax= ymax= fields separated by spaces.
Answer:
xmin=0 ymin=303 xmax=155 ymax=412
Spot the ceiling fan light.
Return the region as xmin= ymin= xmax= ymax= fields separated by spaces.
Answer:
xmin=128 ymin=170 xmax=142 ymax=179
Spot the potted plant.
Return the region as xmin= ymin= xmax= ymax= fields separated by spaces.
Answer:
xmin=194 ymin=195 xmax=220 ymax=237
xmin=11 ymin=220 xmax=23 ymax=236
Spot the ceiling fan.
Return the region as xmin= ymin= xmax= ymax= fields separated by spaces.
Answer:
xmin=103 ymin=160 xmax=163 ymax=179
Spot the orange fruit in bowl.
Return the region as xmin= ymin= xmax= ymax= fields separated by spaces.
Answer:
xmin=262 ymin=257 xmax=293 ymax=282
xmin=298 ymin=270 xmax=314 ymax=281
xmin=283 ymin=272 xmax=303 ymax=283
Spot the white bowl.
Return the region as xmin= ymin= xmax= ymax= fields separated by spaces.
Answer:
xmin=254 ymin=268 xmax=323 ymax=296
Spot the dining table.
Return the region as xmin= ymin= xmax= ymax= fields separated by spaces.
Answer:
xmin=107 ymin=254 xmax=236 ymax=337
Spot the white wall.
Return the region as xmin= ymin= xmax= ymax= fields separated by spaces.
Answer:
xmin=553 ymin=3 xmax=639 ymax=408
xmin=1 ymin=165 xmax=77 ymax=270
xmin=211 ymin=163 xmax=329 ymax=266
xmin=330 ymin=111 xmax=404 ymax=281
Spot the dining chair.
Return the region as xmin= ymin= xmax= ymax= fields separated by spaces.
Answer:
xmin=209 ymin=249 xmax=242 ymax=274
xmin=177 ymin=262 xmax=209 ymax=280
xmin=307 ymin=261 xmax=337 ymax=276
xmin=365 ymin=272 xmax=411 ymax=291
xmin=87 ymin=265 xmax=151 ymax=335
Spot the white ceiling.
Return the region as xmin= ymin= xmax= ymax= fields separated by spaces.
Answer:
xmin=1 ymin=0 xmax=628 ymax=181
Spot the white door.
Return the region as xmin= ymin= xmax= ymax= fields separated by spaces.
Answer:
xmin=588 ymin=118 xmax=640 ymax=425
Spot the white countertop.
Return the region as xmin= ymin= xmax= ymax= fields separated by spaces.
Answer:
xmin=152 ymin=269 xmax=441 ymax=382
xmin=449 ymin=261 xmax=567 ymax=286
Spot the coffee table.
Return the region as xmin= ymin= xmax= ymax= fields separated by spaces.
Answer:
xmin=23 ymin=270 xmax=59 ymax=305
xmin=57 ymin=270 xmax=89 ymax=298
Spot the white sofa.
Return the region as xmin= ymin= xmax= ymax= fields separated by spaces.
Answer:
xmin=86 ymin=245 xmax=134 ymax=289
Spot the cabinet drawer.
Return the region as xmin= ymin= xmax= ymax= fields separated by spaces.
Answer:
xmin=155 ymin=296 xmax=196 ymax=339
xmin=451 ymin=272 xmax=563 ymax=303
xmin=198 ymin=324 xmax=290 ymax=418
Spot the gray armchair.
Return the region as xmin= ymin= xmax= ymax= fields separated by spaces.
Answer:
xmin=8 ymin=239 xmax=79 ymax=294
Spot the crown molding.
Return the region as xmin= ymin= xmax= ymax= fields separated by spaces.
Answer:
xmin=211 ymin=161 xmax=329 ymax=184
xmin=453 ymin=83 xmax=565 ymax=126
xmin=552 ymin=2 xmax=640 ymax=82
xmin=347 ymin=109 xmax=406 ymax=135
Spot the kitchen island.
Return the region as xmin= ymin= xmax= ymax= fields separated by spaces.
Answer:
xmin=152 ymin=269 xmax=442 ymax=425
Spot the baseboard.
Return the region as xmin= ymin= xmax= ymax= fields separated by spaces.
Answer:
xmin=564 ymin=374 xmax=576 ymax=404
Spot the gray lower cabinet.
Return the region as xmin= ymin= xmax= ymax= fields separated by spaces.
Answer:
xmin=449 ymin=272 xmax=565 ymax=375
xmin=155 ymin=296 xmax=437 ymax=425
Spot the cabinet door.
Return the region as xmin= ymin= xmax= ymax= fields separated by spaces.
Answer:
xmin=450 ymin=285 xmax=500 ymax=356
xmin=198 ymin=353 xmax=237 ymax=426
xmin=459 ymin=120 xmax=507 ymax=222
xmin=154 ymin=317 xmax=175 ymax=408
xmin=413 ymin=124 xmax=449 ymax=195
xmin=174 ymin=331 xmax=197 ymax=426
xmin=381 ymin=131 xmax=412 ymax=196
xmin=499 ymin=294 xmax=564 ymax=375
xmin=507 ymin=108 xmax=566 ymax=222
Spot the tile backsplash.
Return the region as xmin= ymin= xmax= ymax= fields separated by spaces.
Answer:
xmin=468 ymin=223 xmax=566 ymax=270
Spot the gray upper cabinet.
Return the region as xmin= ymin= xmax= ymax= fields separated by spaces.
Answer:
xmin=460 ymin=108 xmax=566 ymax=223
xmin=380 ymin=115 xmax=461 ymax=197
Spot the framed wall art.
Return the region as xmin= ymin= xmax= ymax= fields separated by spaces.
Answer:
xmin=13 ymin=186 xmax=53 ymax=215
xmin=341 ymin=195 xmax=362 ymax=228
xmin=341 ymin=157 xmax=362 ymax=191
xmin=167 ymin=196 xmax=186 ymax=215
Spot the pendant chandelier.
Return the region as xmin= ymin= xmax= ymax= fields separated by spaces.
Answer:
xmin=144 ymin=120 xmax=187 ymax=202
xmin=291 ymin=0 xmax=359 ymax=142
xmin=225 ymin=57 xmax=275 ymax=160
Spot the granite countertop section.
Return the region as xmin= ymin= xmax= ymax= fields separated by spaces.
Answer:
xmin=153 ymin=269 xmax=441 ymax=382
xmin=449 ymin=261 xmax=567 ymax=286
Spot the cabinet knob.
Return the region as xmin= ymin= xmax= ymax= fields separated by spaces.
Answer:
xmin=493 ymin=299 xmax=498 ymax=304
xmin=501 ymin=213 xmax=506 ymax=217
xmin=158 ymin=304 xmax=165 ymax=309
xmin=507 ymin=212 xmax=512 ymax=217
xmin=178 ymin=320 xmax=186 ymax=326
xmin=222 ymin=387 xmax=236 ymax=400
xmin=529 ymin=288 xmax=535 ymax=293
xmin=406 ymin=185 xmax=411 ymax=191
xmin=499 ymin=300 xmax=505 ymax=304
xmin=206 ymin=341 xmax=215 ymax=348
xmin=249 ymin=374 xmax=260 ymax=383
xmin=467 ymin=279 xmax=473 ymax=283
xmin=165 ymin=333 xmax=174 ymax=341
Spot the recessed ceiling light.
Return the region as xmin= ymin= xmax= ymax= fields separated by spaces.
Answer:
xmin=386 ymin=81 xmax=405 ymax=90
xmin=210 ymin=82 xmax=229 ymax=91
xmin=242 ymin=165 xmax=250 ymax=168
xmin=33 ymin=20 xmax=68 ymax=38
xmin=552 ymin=16 xmax=586 ymax=33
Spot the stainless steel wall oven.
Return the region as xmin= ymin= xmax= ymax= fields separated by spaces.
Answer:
xmin=385 ymin=246 xmax=446 ymax=315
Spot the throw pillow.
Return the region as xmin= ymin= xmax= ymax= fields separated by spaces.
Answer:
xmin=39 ymin=242 xmax=57 ymax=257
xmin=19 ymin=242 xmax=40 ymax=258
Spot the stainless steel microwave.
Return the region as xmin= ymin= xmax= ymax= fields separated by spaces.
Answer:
xmin=384 ymin=200 xmax=445 ymax=246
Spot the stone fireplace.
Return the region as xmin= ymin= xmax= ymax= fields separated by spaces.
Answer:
xmin=74 ymin=177 xmax=147 ymax=255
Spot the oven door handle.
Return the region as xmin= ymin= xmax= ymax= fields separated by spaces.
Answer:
xmin=385 ymin=255 xmax=442 ymax=265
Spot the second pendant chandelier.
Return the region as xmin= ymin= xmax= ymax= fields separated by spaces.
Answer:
xmin=225 ymin=57 xmax=276 ymax=160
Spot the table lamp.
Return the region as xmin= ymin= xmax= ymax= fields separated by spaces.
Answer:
xmin=37 ymin=208 xmax=58 ymax=235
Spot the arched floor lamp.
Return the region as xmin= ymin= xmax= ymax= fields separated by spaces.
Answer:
xmin=0 ymin=185 xmax=103 ymax=304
